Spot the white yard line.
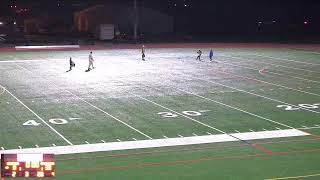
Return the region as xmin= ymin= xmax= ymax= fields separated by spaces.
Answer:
xmin=16 ymin=64 xmax=153 ymax=140
xmin=65 ymin=90 xmax=153 ymax=140
xmin=195 ymin=77 xmax=320 ymax=114
xmin=252 ymin=54 xmax=320 ymax=66
xmin=226 ymin=55 xmax=320 ymax=74
xmin=171 ymin=86 xmax=296 ymax=130
xmin=0 ymin=86 xmax=5 ymax=96
xmin=0 ymin=84 xmax=73 ymax=145
xmin=0 ymin=129 xmax=309 ymax=156
xmin=128 ymin=92 xmax=228 ymax=135
xmin=219 ymin=61 xmax=320 ymax=84
xmin=221 ymin=70 xmax=320 ymax=97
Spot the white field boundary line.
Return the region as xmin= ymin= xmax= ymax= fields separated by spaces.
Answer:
xmin=15 ymin=65 xmax=153 ymax=140
xmin=0 ymin=84 xmax=73 ymax=145
xmin=169 ymin=86 xmax=296 ymax=130
xmin=0 ymin=129 xmax=309 ymax=156
xmin=225 ymin=55 xmax=320 ymax=74
xmin=194 ymin=77 xmax=320 ymax=114
xmin=221 ymin=70 xmax=320 ymax=97
xmin=252 ymin=53 xmax=320 ymax=66
xmin=15 ymin=45 xmax=80 ymax=50
xmin=218 ymin=61 xmax=320 ymax=84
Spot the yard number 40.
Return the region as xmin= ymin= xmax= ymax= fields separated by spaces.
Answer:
xmin=23 ymin=118 xmax=80 ymax=126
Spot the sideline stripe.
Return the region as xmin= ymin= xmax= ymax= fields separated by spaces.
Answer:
xmin=0 ymin=84 xmax=73 ymax=145
xmin=266 ymin=173 xmax=320 ymax=180
xmin=0 ymin=129 xmax=309 ymax=156
xmin=220 ymin=70 xmax=320 ymax=97
xmin=195 ymin=77 xmax=320 ymax=114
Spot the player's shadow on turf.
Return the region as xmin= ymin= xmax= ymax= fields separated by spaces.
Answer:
xmin=66 ymin=69 xmax=72 ymax=73
xmin=85 ymin=69 xmax=90 ymax=72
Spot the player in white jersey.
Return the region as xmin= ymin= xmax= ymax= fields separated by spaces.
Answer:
xmin=87 ymin=52 xmax=95 ymax=71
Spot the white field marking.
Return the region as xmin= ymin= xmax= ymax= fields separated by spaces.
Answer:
xmin=15 ymin=45 xmax=80 ymax=50
xmin=85 ymin=141 xmax=90 ymax=144
xmin=276 ymin=127 xmax=282 ymax=130
xmin=163 ymin=136 xmax=168 ymax=139
xmin=69 ymin=118 xmax=81 ymax=121
xmin=0 ymin=59 xmax=44 ymax=63
xmin=127 ymin=89 xmax=275 ymax=146
xmin=171 ymin=86 xmax=297 ymax=130
xmin=117 ymin=139 xmax=121 ymax=142
xmin=128 ymin=92 xmax=228 ymax=135
xmin=16 ymin=65 xmax=153 ymax=140
xmin=196 ymin=78 xmax=320 ymax=114
xmin=252 ymin=54 xmax=320 ymax=66
xmin=302 ymin=126 xmax=308 ymax=128
xmin=263 ymin=128 xmax=268 ymax=131
xmin=0 ymin=129 xmax=309 ymax=156
xmin=18 ymin=146 xmax=22 ymax=149
xmin=178 ymin=134 xmax=184 ymax=137
xmin=1 ymin=147 xmax=4 ymax=150
xmin=199 ymin=110 xmax=211 ymax=113
xmin=249 ymin=129 xmax=254 ymax=132
xmin=315 ymin=125 xmax=320 ymax=127
xmin=0 ymin=86 xmax=5 ymax=96
xmin=35 ymin=145 xmax=39 ymax=148
xmin=132 ymin=138 xmax=137 ymax=141
xmin=221 ymin=69 xmax=320 ymax=97
xmin=227 ymin=55 xmax=320 ymax=74
xmin=64 ymin=90 xmax=153 ymax=140
xmin=298 ymin=126 xmax=320 ymax=130
xmin=0 ymin=84 xmax=73 ymax=145
xmin=52 ymin=144 xmax=56 ymax=147
xmin=235 ymin=130 xmax=240 ymax=133
xmin=206 ymin=132 xmax=212 ymax=135
xmin=219 ymin=61 xmax=320 ymax=84
xmin=101 ymin=140 xmax=106 ymax=143
xmin=192 ymin=133 xmax=198 ymax=136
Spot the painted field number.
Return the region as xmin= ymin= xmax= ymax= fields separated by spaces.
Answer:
xmin=23 ymin=120 xmax=41 ymax=126
xmin=23 ymin=118 xmax=81 ymax=127
xmin=277 ymin=103 xmax=320 ymax=111
xmin=158 ymin=110 xmax=210 ymax=118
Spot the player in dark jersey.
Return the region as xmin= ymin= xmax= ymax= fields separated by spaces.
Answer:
xmin=196 ymin=50 xmax=202 ymax=61
xmin=69 ymin=57 xmax=75 ymax=71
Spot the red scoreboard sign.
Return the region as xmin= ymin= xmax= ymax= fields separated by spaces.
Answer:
xmin=1 ymin=154 xmax=55 ymax=178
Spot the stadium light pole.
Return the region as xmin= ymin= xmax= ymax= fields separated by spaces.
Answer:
xmin=133 ymin=0 xmax=138 ymax=43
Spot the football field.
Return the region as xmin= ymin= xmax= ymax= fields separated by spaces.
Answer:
xmin=0 ymin=45 xmax=320 ymax=179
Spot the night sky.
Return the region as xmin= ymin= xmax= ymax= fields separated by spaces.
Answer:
xmin=1 ymin=0 xmax=319 ymax=38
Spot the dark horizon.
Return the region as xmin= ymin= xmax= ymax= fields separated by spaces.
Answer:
xmin=1 ymin=0 xmax=319 ymax=41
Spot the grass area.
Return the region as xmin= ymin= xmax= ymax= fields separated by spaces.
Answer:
xmin=0 ymin=46 xmax=319 ymax=179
